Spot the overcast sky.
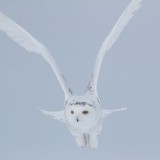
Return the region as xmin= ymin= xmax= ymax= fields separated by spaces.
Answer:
xmin=0 ymin=0 xmax=160 ymax=160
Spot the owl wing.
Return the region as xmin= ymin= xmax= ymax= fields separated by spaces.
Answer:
xmin=0 ymin=12 xmax=72 ymax=100
xmin=39 ymin=109 xmax=66 ymax=123
xmin=86 ymin=0 xmax=142 ymax=94
xmin=102 ymin=107 xmax=127 ymax=118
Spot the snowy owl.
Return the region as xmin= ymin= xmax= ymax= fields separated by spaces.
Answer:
xmin=0 ymin=0 xmax=142 ymax=150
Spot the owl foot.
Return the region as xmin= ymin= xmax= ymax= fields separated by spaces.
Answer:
xmin=88 ymin=134 xmax=98 ymax=150
xmin=75 ymin=135 xmax=86 ymax=148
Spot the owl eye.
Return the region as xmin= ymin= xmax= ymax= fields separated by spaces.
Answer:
xmin=71 ymin=111 xmax=74 ymax=114
xmin=82 ymin=110 xmax=89 ymax=114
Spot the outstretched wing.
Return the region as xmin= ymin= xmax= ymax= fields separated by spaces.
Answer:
xmin=39 ymin=109 xmax=66 ymax=123
xmin=102 ymin=107 xmax=127 ymax=118
xmin=0 ymin=12 xmax=72 ymax=99
xmin=87 ymin=0 xmax=142 ymax=94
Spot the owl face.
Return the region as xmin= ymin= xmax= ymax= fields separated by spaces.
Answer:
xmin=65 ymin=101 xmax=100 ymax=131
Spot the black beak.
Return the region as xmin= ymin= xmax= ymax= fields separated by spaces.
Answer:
xmin=76 ymin=118 xmax=79 ymax=122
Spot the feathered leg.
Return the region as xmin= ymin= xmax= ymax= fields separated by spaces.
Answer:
xmin=88 ymin=134 xmax=98 ymax=150
xmin=75 ymin=134 xmax=86 ymax=148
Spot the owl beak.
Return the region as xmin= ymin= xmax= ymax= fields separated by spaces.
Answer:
xmin=76 ymin=117 xmax=79 ymax=122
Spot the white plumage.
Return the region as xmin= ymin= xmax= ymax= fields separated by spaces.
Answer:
xmin=0 ymin=0 xmax=142 ymax=150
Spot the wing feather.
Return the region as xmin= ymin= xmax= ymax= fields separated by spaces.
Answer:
xmin=87 ymin=0 xmax=142 ymax=93
xmin=39 ymin=109 xmax=66 ymax=123
xmin=102 ymin=107 xmax=127 ymax=118
xmin=0 ymin=12 xmax=72 ymax=99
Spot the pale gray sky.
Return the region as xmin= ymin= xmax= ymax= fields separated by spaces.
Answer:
xmin=0 ymin=0 xmax=160 ymax=160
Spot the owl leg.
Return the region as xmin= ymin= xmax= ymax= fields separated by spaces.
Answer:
xmin=88 ymin=134 xmax=98 ymax=150
xmin=75 ymin=134 xmax=86 ymax=148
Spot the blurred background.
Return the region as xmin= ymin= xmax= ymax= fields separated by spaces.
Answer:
xmin=0 ymin=0 xmax=160 ymax=159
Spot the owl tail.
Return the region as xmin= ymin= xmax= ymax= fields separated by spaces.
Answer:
xmin=102 ymin=108 xmax=127 ymax=118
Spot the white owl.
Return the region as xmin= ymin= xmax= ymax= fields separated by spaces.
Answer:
xmin=0 ymin=0 xmax=142 ymax=150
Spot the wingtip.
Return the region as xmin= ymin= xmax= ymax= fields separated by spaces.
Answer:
xmin=38 ymin=108 xmax=43 ymax=112
xmin=120 ymin=107 xmax=127 ymax=111
xmin=110 ymin=107 xmax=128 ymax=112
xmin=132 ymin=0 xmax=143 ymax=8
xmin=38 ymin=108 xmax=49 ymax=115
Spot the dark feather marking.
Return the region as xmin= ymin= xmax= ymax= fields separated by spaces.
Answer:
xmin=69 ymin=101 xmax=95 ymax=108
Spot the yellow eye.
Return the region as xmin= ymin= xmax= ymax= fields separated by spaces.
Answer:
xmin=71 ymin=111 xmax=74 ymax=114
xmin=82 ymin=110 xmax=89 ymax=114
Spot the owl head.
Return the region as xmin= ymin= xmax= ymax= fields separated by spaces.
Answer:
xmin=64 ymin=95 xmax=101 ymax=131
